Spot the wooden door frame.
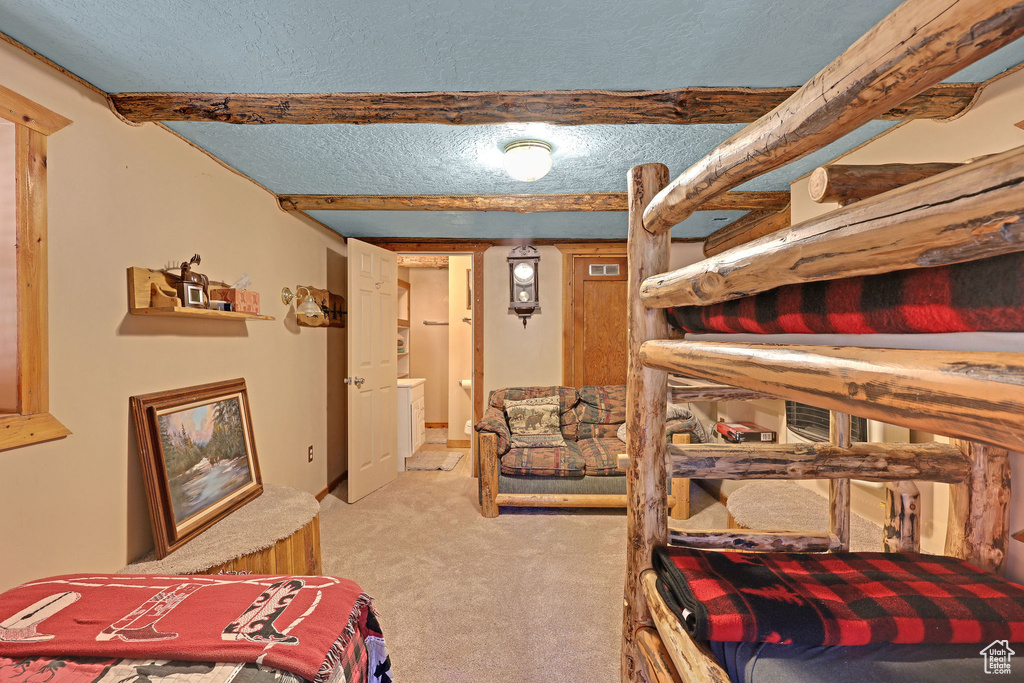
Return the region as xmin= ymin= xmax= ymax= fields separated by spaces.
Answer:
xmin=557 ymin=243 xmax=627 ymax=387
xmin=372 ymin=241 xmax=487 ymax=476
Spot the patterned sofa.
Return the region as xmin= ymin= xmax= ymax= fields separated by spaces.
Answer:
xmin=475 ymin=385 xmax=704 ymax=517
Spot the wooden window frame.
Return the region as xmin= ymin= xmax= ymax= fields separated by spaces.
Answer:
xmin=0 ymin=84 xmax=71 ymax=451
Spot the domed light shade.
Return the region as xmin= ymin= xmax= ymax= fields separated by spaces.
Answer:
xmin=503 ymin=140 xmax=552 ymax=181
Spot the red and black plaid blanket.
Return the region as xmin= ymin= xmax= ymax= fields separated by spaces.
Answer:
xmin=0 ymin=574 xmax=388 ymax=683
xmin=668 ymin=251 xmax=1024 ymax=335
xmin=653 ymin=547 xmax=1024 ymax=646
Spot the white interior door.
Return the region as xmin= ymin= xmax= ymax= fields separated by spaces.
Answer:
xmin=346 ymin=239 xmax=398 ymax=503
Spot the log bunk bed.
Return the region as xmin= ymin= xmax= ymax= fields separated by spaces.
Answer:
xmin=620 ymin=1 xmax=1024 ymax=681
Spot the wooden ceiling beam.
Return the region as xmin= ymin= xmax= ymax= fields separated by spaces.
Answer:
xmin=397 ymin=254 xmax=449 ymax=268
xmin=278 ymin=191 xmax=789 ymax=213
xmin=108 ymin=84 xmax=979 ymax=125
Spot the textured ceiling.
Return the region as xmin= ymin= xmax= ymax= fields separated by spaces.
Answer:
xmin=2 ymin=0 xmax=1023 ymax=239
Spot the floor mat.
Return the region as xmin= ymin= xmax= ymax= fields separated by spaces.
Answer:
xmin=423 ymin=428 xmax=447 ymax=444
xmin=406 ymin=451 xmax=464 ymax=471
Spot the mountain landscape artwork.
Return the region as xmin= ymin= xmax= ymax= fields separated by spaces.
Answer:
xmin=157 ymin=397 xmax=253 ymax=524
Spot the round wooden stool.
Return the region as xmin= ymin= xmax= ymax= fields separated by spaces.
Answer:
xmin=121 ymin=484 xmax=322 ymax=575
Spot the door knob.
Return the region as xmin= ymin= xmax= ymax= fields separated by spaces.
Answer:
xmin=354 ymin=377 xmax=365 ymax=386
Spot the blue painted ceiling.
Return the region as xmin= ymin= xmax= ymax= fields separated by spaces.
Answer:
xmin=2 ymin=0 xmax=1022 ymax=239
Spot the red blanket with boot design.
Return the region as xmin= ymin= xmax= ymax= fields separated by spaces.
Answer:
xmin=0 ymin=574 xmax=381 ymax=683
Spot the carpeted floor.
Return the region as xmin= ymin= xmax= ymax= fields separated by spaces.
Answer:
xmin=318 ymin=447 xmax=880 ymax=681
xmin=320 ymin=445 xmax=628 ymax=683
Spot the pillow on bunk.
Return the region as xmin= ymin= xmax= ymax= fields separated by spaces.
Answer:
xmin=505 ymin=396 xmax=566 ymax=448
xmin=616 ymin=417 xmax=707 ymax=444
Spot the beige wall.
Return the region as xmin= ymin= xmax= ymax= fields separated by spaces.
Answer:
xmin=409 ymin=266 xmax=450 ymax=424
xmin=0 ymin=40 xmax=348 ymax=591
xmin=482 ymin=242 xmax=704 ymax=402
xmin=785 ymin=66 xmax=1024 ymax=572
xmin=447 ymin=256 xmax=473 ymax=442
xmin=482 ymin=246 xmax=564 ymax=399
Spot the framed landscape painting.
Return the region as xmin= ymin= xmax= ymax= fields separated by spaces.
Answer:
xmin=131 ymin=378 xmax=262 ymax=558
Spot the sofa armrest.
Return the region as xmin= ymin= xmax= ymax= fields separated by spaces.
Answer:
xmin=475 ymin=406 xmax=511 ymax=455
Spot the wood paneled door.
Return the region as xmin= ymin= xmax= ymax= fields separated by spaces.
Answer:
xmin=560 ymin=245 xmax=628 ymax=387
xmin=346 ymin=239 xmax=399 ymax=503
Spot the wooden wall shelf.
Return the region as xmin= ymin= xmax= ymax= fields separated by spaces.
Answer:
xmin=132 ymin=306 xmax=274 ymax=321
xmin=127 ymin=266 xmax=274 ymax=321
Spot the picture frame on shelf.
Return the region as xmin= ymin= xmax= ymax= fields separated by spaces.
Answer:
xmin=130 ymin=378 xmax=263 ymax=558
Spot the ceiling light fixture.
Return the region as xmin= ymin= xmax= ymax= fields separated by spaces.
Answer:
xmin=503 ymin=140 xmax=552 ymax=182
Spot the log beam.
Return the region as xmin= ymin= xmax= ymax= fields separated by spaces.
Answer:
xmin=641 ymin=571 xmax=732 ymax=683
xmin=946 ymin=440 xmax=1011 ymax=574
xmin=808 ymin=162 xmax=962 ymax=204
xmin=829 ymin=412 xmax=852 ymax=552
xmin=396 ymin=254 xmax=449 ymax=268
xmin=667 ymin=441 xmax=969 ymax=482
xmin=641 ymin=341 xmax=1024 ymax=454
xmin=641 ymin=145 xmax=1024 ymax=308
xmin=642 ymin=0 xmax=1024 ymax=234
xmin=623 ymin=163 xmax=671 ymax=683
xmin=479 ymin=432 xmax=500 ymax=518
xmin=701 ymin=204 xmax=790 ymax=257
xmin=884 ymin=480 xmax=922 ymax=553
xmin=669 ymin=529 xmax=841 ymax=553
xmin=670 ymin=433 xmax=691 ymax=521
xmin=278 ymin=191 xmax=789 ymax=214
xmin=668 ymin=377 xmax=777 ymax=402
xmin=636 ymin=628 xmax=682 ymax=683
xmin=108 ymin=84 xmax=979 ymax=126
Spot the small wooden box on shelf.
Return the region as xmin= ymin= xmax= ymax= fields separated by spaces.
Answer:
xmin=127 ymin=266 xmax=274 ymax=321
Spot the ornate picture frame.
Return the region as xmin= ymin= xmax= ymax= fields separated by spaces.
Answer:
xmin=130 ymin=378 xmax=263 ymax=558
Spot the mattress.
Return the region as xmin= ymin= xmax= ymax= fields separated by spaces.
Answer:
xmin=709 ymin=640 xmax=1016 ymax=683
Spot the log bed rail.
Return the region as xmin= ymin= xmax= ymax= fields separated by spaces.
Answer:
xmin=621 ymin=1 xmax=1024 ymax=681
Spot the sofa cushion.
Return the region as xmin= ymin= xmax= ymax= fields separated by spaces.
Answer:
xmin=500 ymin=442 xmax=586 ymax=477
xmin=575 ymin=385 xmax=627 ymax=424
xmin=490 ymin=386 xmax=578 ymax=412
xmin=475 ymin=405 xmax=513 ymax=455
xmin=578 ymin=438 xmax=627 ymax=476
xmin=490 ymin=386 xmax=580 ymax=439
xmin=615 ymin=415 xmax=709 ymax=444
xmin=505 ymin=396 xmax=566 ymax=448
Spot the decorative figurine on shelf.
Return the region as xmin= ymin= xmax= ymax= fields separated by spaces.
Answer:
xmin=176 ymin=254 xmax=210 ymax=309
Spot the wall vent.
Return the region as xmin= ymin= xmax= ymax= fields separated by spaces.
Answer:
xmin=589 ymin=264 xmax=620 ymax=276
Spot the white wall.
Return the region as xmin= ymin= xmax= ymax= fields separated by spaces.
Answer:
xmin=0 ymin=40 xmax=347 ymax=591
xmin=409 ymin=266 xmax=449 ymax=424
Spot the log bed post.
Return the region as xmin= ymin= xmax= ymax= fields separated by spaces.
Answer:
xmin=829 ymin=412 xmax=852 ymax=551
xmin=945 ymin=440 xmax=1011 ymax=574
xmin=884 ymin=480 xmax=922 ymax=553
xmin=479 ymin=432 xmax=500 ymax=518
xmin=622 ymin=163 xmax=671 ymax=683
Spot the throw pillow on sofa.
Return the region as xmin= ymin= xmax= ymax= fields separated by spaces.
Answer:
xmin=506 ymin=396 xmax=567 ymax=448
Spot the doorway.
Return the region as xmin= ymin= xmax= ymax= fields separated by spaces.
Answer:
xmin=399 ymin=252 xmax=477 ymax=472
xmin=559 ymin=244 xmax=628 ymax=387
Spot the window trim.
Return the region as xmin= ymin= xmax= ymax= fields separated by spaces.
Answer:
xmin=0 ymin=84 xmax=71 ymax=451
